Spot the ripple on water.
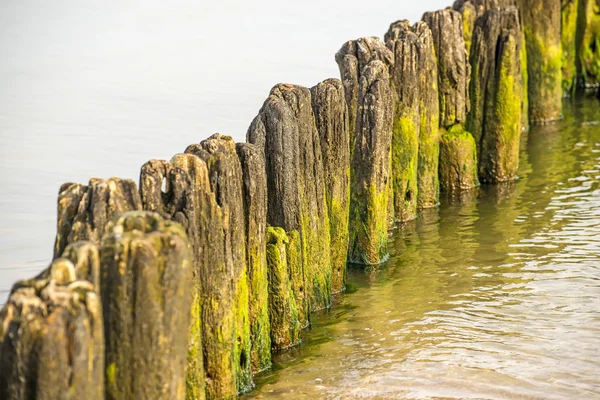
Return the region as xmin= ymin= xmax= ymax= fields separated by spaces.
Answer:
xmin=245 ymin=98 xmax=600 ymax=399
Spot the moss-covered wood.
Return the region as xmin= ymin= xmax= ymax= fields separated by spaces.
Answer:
xmin=284 ymin=229 xmax=309 ymax=328
xmin=185 ymin=134 xmax=253 ymax=394
xmin=562 ymin=0 xmax=580 ymax=93
xmin=139 ymin=158 xmax=208 ymax=400
xmin=348 ymin=60 xmax=394 ymax=265
xmin=453 ymin=0 xmax=530 ymax=129
xmin=265 ymin=227 xmax=302 ymax=350
xmin=0 ymin=256 xmax=104 ymax=400
xmin=439 ymin=124 xmax=480 ymax=192
xmin=414 ymin=21 xmax=441 ymax=209
xmin=468 ymin=7 xmax=523 ymax=183
xmin=310 ymin=78 xmax=350 ymax=294
xmin=385 ymin=25 xmax=420 ymax=223
xmin=54 ymin=177 xmax=141 ymax=258
xmin=423 ymin=9 xmax=470 ymax=128
xmin=170 ymin=153 xmax=237 ymax=399
xmin=518 ymin=0 xmax=563 ymax=123
xmin=247 ymin=84 xmax=332 ymax=312
xmin=578 ymin=0 xmax=600 ymax=87
xmin=100 ymin=211 xmax=192 ymax=400
xmin=236 ymin=142 xmax=272 ymax=374
xmin=454 ymin=1 xmax=478 ymax=54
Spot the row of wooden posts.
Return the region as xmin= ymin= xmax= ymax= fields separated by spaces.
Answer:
xmin=1 ymin=0 xmax=599 ymax=399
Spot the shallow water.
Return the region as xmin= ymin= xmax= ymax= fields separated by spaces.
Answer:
xmin=246 ymin=96 xmax=600 ymax=399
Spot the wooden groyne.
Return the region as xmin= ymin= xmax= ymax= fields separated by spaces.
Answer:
xmin=1 ymin=1 xmax=599 ymax=399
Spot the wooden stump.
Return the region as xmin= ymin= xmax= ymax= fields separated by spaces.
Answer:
xmin=236 ymin=142 xmax=272 ymax=374
xmin=439 ymin=125 xmax=480 ymax=193
xmin=518 ymin=0 xmax=562 ymax=123
xmin=186 ymin=134 xmax=253 ymax=393
xmin=387 ymin=27 xmax=421 ymax=222
xmin=54 ymin=177 xmax=141 ymax=258
xmin=335 ymin=37 xmax=394 ymax=151
xmin=348 ymin=60 xmax=394 ymax=265
xmin=423 ymin=9 xmax=470 ymax=128
xmin=265 ymin=227 xmax=302 ymax=350
xmin=578 ymin=0 xmax=600 ymax=88
xmin=100 ymin=211 xmax=193 ymax=400
xmin=285 ymin=229 xmax=309 ymax=328
xmin=562 ymin=0 xmax=579 ymax=94
xmin=140 ymin=158 xmax=207 ymax=400
xmin=247 ymin=84 xmax=332 ymax=312
xmin=414 ymin=21 xmax=441 ymax=209
xmin=468 ymin=7 xmax=523 ymax=183
xmin=0 ymin=254 xmax=104 ymax=400
xmin=310 ymin=78 xmax=350 ymax=294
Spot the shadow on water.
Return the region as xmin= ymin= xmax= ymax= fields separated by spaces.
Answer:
xmin=245 ymin=95 xmax=600 ymax=399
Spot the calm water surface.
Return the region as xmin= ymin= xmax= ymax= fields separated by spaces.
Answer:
xmin=246 ymin=97 xmax=600 ymax=399
xmin=1 ymin=2 xmax=600 ymax=399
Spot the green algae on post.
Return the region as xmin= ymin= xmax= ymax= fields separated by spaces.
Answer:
xmin=140 ymin=158 xmax=206 ymax=400
xmin=423 ymin=8 xmax=470 ymax=129
xmin=100 ymin=211 xmax=192 ymax=400
xmin=562 ymin=0 xmax=579 ymax=94
xmin=247 ymin=84 xmax=333 ymax=312
xmin=386 ymin=27 xmax=420 ymax=223
xmin=468 ymin=7 xmax=523 ymax=183
xmin=413 ymin=21 xmax=441 ymax=209
xmin=140 ymin=154 xmax=240 ymax=399
xmin=266 ymin=227 xmax=302 ymax=350
xmin=439 ymin=124 xmax=480 ymax=193
xmin=348 ymin=60 xmax=394 ymax=265
xmin=578 ymin=0 xmax=600 ymax=87
xmin=236 ymin=142 xmax=272 ymax=374
xmin=285 ymin=229 xmax=309 ymax=328
xmin=0 ymin=256 xmax=104 ymax=400
xmin=186 ymin=134 xmax=253 ymax=394
xmin=311 ymin=79 xmax=351 ymax=294
xmin=518 ymin=0 xmax=563 ymax=123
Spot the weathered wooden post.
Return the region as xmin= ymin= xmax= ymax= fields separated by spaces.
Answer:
xmin=578 ymin=0 xmax=600 ymax=88
xmin=414 ymin=21 xmax=442 ymax=209
xmin=139 ymin=158 xmax=208 ymax=400
xmin=468 ymin=7 xmax=523 ymax=183
xmin=54 ymin=177 xmax=142 ymax=258
xmin=439 ymin=124 xmax=480 ymax=192
xmin=265 ymin=227 xmax=302 ymax=350
xmin=311 ymin=78 xmax=350 ymax=293
xmin=335 ymin=37 xmax=395 ymax=151
xmin=424 ymin=9 xmax=479 ymax=193
xmin=247 ymin=84 xmax=332 ymax=312
xmin=100 ymin=211 xmax=193 ymax=400
xmin=518 ymin=0 xmax=563 ymax=122
xmin=423 ymin=9 xmax=470 ymax=128
xmin=186 ymin=134 xmax=253 ymax=393
xmin=170 ymin=153 xmax=236 ymax=399
xmin=347 ymin=60 xmax=394 ymax=264
xmin=454 ymin=0 xmax=529 ymax=128
xmin=562 ymin=0 xmax=579 ymax=94
xmin=0 ymin=251 xmax=104 ymax=400
xmin=453 ymin=0 xmax=478 ymax=54
xmin=284 ymin=229 xmax=309 ymax=328
xmin=236 ymin=142 xmax=272 ymax=373
xmin=386 ymin=24 xmax=421 ymax=222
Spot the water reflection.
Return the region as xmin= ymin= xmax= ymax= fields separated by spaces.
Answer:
xmin=246 ymin=96 xmax=600 ymax=399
